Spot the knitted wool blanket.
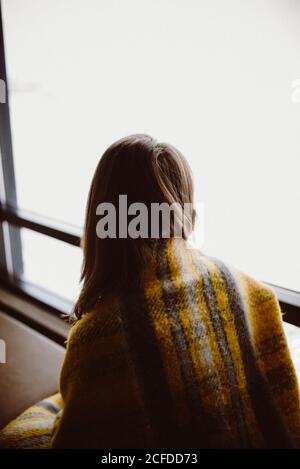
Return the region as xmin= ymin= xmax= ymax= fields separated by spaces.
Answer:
xmin=1 ymin=238 xmax=300 ymax=448
xmin=52 ymin=238 xmax=300 ymax=448
xmin=0 ymin=394 xmax=62 ymax=449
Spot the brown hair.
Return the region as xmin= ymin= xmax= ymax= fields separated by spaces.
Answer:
xmin=73 ymin=134 xmax=195 ymax=319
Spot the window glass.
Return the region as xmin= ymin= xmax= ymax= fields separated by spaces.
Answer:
xmin=2 ymin=0 xmax=300 ymax=291
xmin=21 ymin=228 xmax=82 ymax=301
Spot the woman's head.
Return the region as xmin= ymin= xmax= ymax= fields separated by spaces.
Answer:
xmin=74 ymin=134 xmax=195 ymax=319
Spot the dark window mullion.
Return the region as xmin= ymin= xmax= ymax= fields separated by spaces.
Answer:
xmin=0 ymin=215 xmax=7 ymax=275
xmin=0 ymin=2 xmax=23 ymax=278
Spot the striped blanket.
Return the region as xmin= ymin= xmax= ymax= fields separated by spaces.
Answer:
xmin=1 ymin=238 xmax=300 ymax=448
xmin=52 ymin=238 xmax=300 ymax=448
xmin=0 ymin=394 xmax=62 ymax=449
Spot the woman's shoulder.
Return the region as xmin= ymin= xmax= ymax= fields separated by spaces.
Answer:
xmin=188 ymin=246 xmax=277 ymax=306
xmin=66 ymin=296 xmax=123 ymax=348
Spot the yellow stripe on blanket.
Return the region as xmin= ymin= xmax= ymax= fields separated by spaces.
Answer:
xmin=0 ymin=393 xmax=62 ymax=449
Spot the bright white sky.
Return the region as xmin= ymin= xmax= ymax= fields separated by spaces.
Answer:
xmin=2 ymin=0 xmax=300 ymax=300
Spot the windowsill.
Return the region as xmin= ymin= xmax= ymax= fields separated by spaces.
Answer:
xmin=269 ymin=284 xmax=300 ymax=309
xmin=0 ymin=285 xmax=70 ymax=346
xmin=268 ymin=284 xmax=300 ymax=327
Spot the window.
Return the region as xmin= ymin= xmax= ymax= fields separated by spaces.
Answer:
xmin=0 ymin=0 xmax=300 ymax=311
xmin=21 ymin=228 xmax=82 ymax=301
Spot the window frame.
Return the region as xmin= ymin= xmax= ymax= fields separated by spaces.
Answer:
xmin=0 ymin=2 xmax=299 ymax=326
xmin=0 ymin=1 xmax=22 ymax=279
